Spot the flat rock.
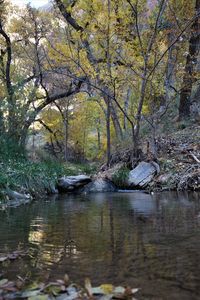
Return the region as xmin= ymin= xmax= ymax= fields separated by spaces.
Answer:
xmin=128 ymin=161 xmax=160 ymax=188
xmin=57 ymin=175 xmax=92 ymax=192
xmin=84 ymin=178 xmax=117 ymax=193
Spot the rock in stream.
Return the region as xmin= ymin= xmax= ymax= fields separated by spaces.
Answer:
xmin=57 ymin=175 xmax=92 ymax=192
xmin=128 ymin=161 xmax=160 ymax=188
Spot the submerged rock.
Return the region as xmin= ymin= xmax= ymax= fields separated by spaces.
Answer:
xmin=57 ymin=175 xmax=92 ymax=193
xmin=3 ymin=189 xmax=32 ymax=208
xmin=6 ymin=189 xmax=31 ymax=201
xmin=128 ymin=161 xmax=160 ymax=188
xmin=84 ymin=178 xmax=117 ymax=193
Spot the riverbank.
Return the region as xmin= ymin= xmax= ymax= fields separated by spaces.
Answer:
xmin=0 ymin=124 xmax=199 ymax=208
xmin=97 ymin=124 xmax=200 ymax=192
xmin=0 ymin=150 xmax=96 ymax=208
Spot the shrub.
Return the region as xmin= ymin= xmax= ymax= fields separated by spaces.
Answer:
xmin=112 ymin=166 xmax=130 ymax=189
xmin=0 ymin=137 xmax=96 ymax=200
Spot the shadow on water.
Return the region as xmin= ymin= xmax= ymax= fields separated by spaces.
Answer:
xmin=0 ymin=191 xmax=200 ymax=299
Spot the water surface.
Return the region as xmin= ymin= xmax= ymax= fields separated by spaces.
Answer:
xmin=0 ymin=191 xmax=200 ymax=299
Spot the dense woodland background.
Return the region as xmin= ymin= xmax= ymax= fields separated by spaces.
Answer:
xmin=0 ymin=0 xmax=200 ymax=165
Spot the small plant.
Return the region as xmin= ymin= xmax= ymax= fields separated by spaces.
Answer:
xmin=62 ymin=162 xmax=97 ymax=176
xmin=177 ymin=122 xmax=186 ymax=130
xmin=77 ymin=163 xmax=98 ymax=175
xmin=112 ymin=166 xmax=130 ymax=189
xmin=0 ymin=153 xmax=65 ymax=198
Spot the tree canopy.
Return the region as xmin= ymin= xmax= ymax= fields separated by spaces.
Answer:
xmin=0 ymin=0 xmax=199 ymax=163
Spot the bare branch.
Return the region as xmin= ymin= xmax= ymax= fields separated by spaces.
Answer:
xmin=54 ymin=0 xmax=83 ymax=32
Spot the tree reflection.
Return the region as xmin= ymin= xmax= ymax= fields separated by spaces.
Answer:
xmin=0 ymin=192 xmax=200 ymax=298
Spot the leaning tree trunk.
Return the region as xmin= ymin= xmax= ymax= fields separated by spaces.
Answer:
xmin=124 ymin=88 xmax=131 ymax=131
xmin=110 ymin=101 xmax=123 ymax=140
xmin=179 ymin=0 xmax=200 ymax=120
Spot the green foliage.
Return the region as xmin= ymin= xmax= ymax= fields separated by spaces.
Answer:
xmin=0 ymin=0 xmax=197 ymax=167
xmin=176 ymin=119 xmax=194 ymax=130
xmin=111 ymin=166 xmax=130 ymax=189
xmin=0 ymin=136 xmax=96 ymax=198
xmin=74 ymin=163 xmax=97 ymax=175
xmin=0 ymin=136 xmax=26 ymax=160
xmin=62 ymin=162 xmax=97 ymax=176
xmin=0 ymin=137 xmax=60 ymax=196
xmin=0 ymin=158 xmax=62 ymax=196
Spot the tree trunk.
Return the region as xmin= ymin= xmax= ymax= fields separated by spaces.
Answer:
xmin=124 ymin=88 xmax=131 ymax=131
xmin=0 ymin=109 xmax=5 ymax=135
xmin=64 ymin=109 xmax=69 ymax=161
xmin=134 ymin=75 xmax=148 ymax=154
xmin=179 ymin=0 xmax=200 ymax=120
xmin=19 ymin=121 xmax=32 ymax=148
xmin=110 ymin=101 xmax=123 ymax=140
xmin=97 ymin=117 xmax=101 ymax=150
xmin=106 ymin=0 xmax=111 ymax=166
xmin=106 ymin=96 xmax=111 ymax=166
xmin=164 ymin=30 xmax=177 ymax=103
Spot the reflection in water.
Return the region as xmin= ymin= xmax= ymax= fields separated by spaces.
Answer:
xmin=29 ymin=230 xmax=44 ymax=244
xmin=0 ymin=191 xmax=200 ymax=299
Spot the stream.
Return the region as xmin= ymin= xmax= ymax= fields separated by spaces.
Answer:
xmin=0 ymin=191 xmax=200 ymax=299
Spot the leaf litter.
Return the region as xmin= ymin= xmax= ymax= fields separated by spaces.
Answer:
xmin=0 ymin=250 xmax=28 ymax=263
xmin=0 ymin=275 xmax=139 ymax=300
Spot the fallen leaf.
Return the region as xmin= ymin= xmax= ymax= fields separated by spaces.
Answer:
xmin=64 ymin=274 xmax=69 ymax=285
xmin=56 ymin=280 xmax=65 ymax=285
xmin=131 ymin=288 xmax=139 ymax=294
xmin=100 ymin=284 xmax=113 ymax=294
xmin=124 ymin=287 xmax=139 ymax=297
xmin=8 ymin=254 xmax=18 ymax=260
xmin=0 ymin=279 xmax=8 ymax=286
xmin=16 ymin=279 xmax=24 ymax=290
xmin=28 ymin=295 xmax=48 ymax=300
xmin=91 ymin=287 xmax=105 ymax=295
xmin=0 ymin=257 xmax=7 ymax=262
xmin=56 ymin=292 xmax=79 ymax=300
xmin=113 ymin=287 xmax=125 ymax=294
xmin=85 ymin=278 xmax=93 ymax=298
xmin=45 ymin=284 xmax=62 ymax=296
xmin=66 ymin=285 xmax=77 ymax=295
xmin=21 ymin=290 xmax=41 ymax=298
xmin=56 ymin=294 xmax=69 ymax=300
xmin=27 ymin=282 xmax=41 ymax=290
xmin=98 ymin=295 xmax=114 ymax=300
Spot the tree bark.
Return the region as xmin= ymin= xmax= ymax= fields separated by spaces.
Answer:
xmin=164 ymin=29 xmax=177 ymax=103
xmin=179 ymin=0 xmax=200 ymax=120
xmin=106 ymin=96 xmax=111 ymax=166
xmin=110 ymin=101 xmax=123 ymax=140
xmin=0 ymin=20 xmax=16 ymax=137
xmin=124 ymin=88 xmax=131 ymax=131
xmin=64 ymin=109 xmax=69 ymax=161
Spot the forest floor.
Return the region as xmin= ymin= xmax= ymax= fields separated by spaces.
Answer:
xmin=152 ymin=123 xmax=200 ymax=191
xmin=98 ymin=123 xmax=200 ymax=192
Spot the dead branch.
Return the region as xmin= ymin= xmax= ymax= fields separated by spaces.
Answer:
xmin=188 ymin=151 xmax=200 ymax=164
